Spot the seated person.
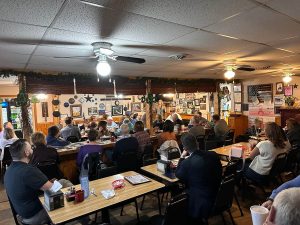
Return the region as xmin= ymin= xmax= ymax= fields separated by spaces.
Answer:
xmin=0 ymin=127 xmax=18 ymax=160
xmin=0 ymin=121 xmax=13 ymax=139
xmin=30 ymin=132 xmax=59 ymax=166
xmin=189 ymin=115 xmax=205 ymax=137
xmin=286 ymin=118 xmax=300 ymax=147
xmin=132 ymin=121 xmax=150 ymax=154
xmin=107 ymin=116 xmax=119 ymax=132
xmin=153 ymin=114 xmax=164 ymax=130
xmin=189 ymin=111 xmax=208 ymax=126
xmin=171 ymin=113 xmax=183 ymax=126
xmin=244 ymin=122 xmax=291 ymax=184
xmin=79 ymin=119 xmax=89 ymax=131
xmin=175 ymin=133 xmax=222 ymax=223
xmin=212 ymin=114 xmax=229 ymax=141
xmin=166 ymin=108 xmax=182 ymax=121
xmin=264 ymin=188 xmax=300 ymax=225
xmin=77 ymin=129 xmax=103 ymax=167
xmin=88 ymin=121 xmax=98 ymax=130
xmin=157 ymin=120 xmax=177 ymax=147
xmin=60 ymin=117 xmax=81 ymax=141
xmin=112 ymin=124 xmax=139 ymax=161
xmin=262 ymin=175 xmax=300 ymax=210
xmin=122 ymin=118 xmax=134 ymax=132
xmin=4 ymin=139 xmax=56 ymax=225
xmin=46 ymin=126 xmax=69 ymax=147
xmin=98 ymin=120 xmax=111 ymax=137
xmin=130 ymin=113 xmax=138 ymax=126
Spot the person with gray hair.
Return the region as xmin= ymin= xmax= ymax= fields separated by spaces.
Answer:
xmin=0 ymin=127 xmax=18 ymax=160
xmin=264 ymin=188 xmax=300 ymax=225
xmin=175 ymin=133 xmax=222 ymax=224
xmin=189 ymin=115 xmax=205 ymax=138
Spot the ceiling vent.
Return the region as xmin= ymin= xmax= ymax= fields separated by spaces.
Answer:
xmin=169 ymin=54 xmax=188 ymax=60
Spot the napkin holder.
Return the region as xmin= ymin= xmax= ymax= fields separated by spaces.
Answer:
xmin=157 ymin=160 xmax=171 ymax=173
xmin=230 ymin=146 xmax=245 ymax=158
xmin=44 ymin=190 xmax=64 ymax=211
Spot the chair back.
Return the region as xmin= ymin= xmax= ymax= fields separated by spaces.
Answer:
xmin=224 ymin=129 xmax=235 ymax=146
xmin=211 ymin=176 xmax=235 ymax=216
xmin=7 ymin=195 xmax=26 ymax=225
xmin=204 ymin=140 xmax=219 ymax=151
xmin=82 ymin=152 xmax=101 ymax=180
xmin=143 ymin=144 xmax=154 ymax=161
xmin=2 ymin=144 xmax=12 ymax=164
xmin=37 ymin=161 xmax=64 ymax=180
xmin=196 ymin=135 xmax=206 ymax=150
xmin=66 ymin=135 xmax=79 ymax=143
xmin=97 ymin=166 xmax=117 ymax=179
xmin=223 ymin=161 xmax=238 ymax=178
xmin=163 ymin=193 xmax=188 ymax=225
xmin=270 ymin=153 xmax=287 ymax=177
xmin=14 ymin=130 xmax=23 ymax=139
xmin=116 ymin=151 xmax=139 ymax=173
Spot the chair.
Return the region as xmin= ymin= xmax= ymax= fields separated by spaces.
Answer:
xmin=116 ymin=151 xmax=139 ymax=173
xmin=14 ymin=130 xmax=23 ymax=139
xmin=196 ymin=135 xmax=206 ymax=150
xmin=148 ymin=193 xmax=188 ymax=225
xmin=269 ymin=153 xmax=288 ymax=184
xmin=82 ymin=152 xmax=101 ymax=181
xmin=206 ymin=176 xmax=236 ymax=225
xmin=96 ymin=166 xmax=117 ymax=179
xmin=7 ymin=195 xmax=29 ymax=225
xmin=204 ymin=140 xmax=219 ymax=151
xmin=37 ymin=161 xmax=64 ymax=180
xmin=224 ymin=129 xmax=235 ymax=146
xmin=1 ymin=144 xmax=12 ymax=183
xmin=66 ymin=135 xmax=79 ymax=143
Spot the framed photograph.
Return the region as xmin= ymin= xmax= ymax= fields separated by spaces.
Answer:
xmin=131 ymin=102 xmax=141 ymax=112
xmin=88 ymin=107 xmax=98 ymax=115
xmin=274 ymin=95 xmax=285 ymax=106
xmin=276 ymin=82 xmax=284 ymax=94
xmin=200 ymin=104 xmax=206 ymax=110
xmin=99 ymin=103 xmax=106 ymax=111
xmin=179 ymin=99 xmax=183 ymax=104
xmin=284 ymin=86 xmax=293 ymax=96
xmin=187 ymin=101 xmax=194 ymax=109
xmin=187 ymin=109 xmax=192 ymax=114
xmin=234 ymin=83 xmax=242 ymax=92
xmin=194 ymin=99 xmax=200 ymax=106
xmin=70 ymin=104 xmax=82 ymax=118
xmin=41 ymin=102 xmax=48 ymax=117
xmin=112 ymin=105 xmax=123 ymax=116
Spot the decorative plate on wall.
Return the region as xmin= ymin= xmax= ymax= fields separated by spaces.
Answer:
xmin=68 ymin=98 xmax=75 ymax=104
xmin=64 ymin=102 xmax=69 ymax=107
xmin=53 ymin=111 xmax=61 ymax=117
xmin=52 ymin=99 xmax=60 ymax=105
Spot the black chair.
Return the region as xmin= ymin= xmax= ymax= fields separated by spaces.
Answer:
xmin=224 ymin=129 xmax=235 ymax=146
xmin=196 ymin=135 xmax=206 ymax=150
xmin=206 ymin=176 xmax=236 ymax=225
xmin=269 ymin=153 xmax=288 ymax=184
xmin=66 ymin=135 xmax=79 ymax=143
xmin=143 ymin=144 xmax=154 ymax=161
xmin=1 ymin=144 xmax=12 ymax=183
xmin=204 ymin=140 xmax=219 ymax=151
xmin=37 ymin=161 xmax=64 ymax=180
xmin=148 ymin=193 xmax=188 ymax=225
xmin=116 ymin=151 xmax=139 ymax=173
xmin=14 ymin=130 xmax=23 ymax=139
xmin=96 ymin=166 xmax=117 ymax=179
xmin=7 ymin=195 xmax=29 ymax=225
xmin=82 ymin=152 xmax=101 ymax=181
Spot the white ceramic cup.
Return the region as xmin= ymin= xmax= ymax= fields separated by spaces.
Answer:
xmin=250 ymin=205 xmax=269 ymax=225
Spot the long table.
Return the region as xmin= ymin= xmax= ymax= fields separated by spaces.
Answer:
xmin=210 ymin=142 xmax=251 ymax=158
xmin=40 ymin=171 xmax=165 ymax=225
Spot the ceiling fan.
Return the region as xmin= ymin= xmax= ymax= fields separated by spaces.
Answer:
xmin=270 ymin=68 xmax=300 ymax=83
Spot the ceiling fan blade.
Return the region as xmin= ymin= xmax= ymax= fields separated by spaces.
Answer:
xmin=53 ymin=55 xmax=97 ymax=59
xmin=115 ymin=56 xmax=145 ymax=64
xmin=237 ymin=66 xmax=255 ymax=71
xmin=0 ymin=38 xmax=83 ymax=46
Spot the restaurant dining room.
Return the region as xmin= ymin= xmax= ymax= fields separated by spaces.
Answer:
xmin=1 ymin=1 xmax=300 ymax=225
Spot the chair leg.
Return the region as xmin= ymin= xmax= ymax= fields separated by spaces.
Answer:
xmin=140 ymin=195 xmax=146 ymax=210
xmin=157 ymin=191 xmax=162 ymax=215
xmin=228 ymin=210 xmax=235 ymax=225
xmin=233 ymin=192 xmax=244 ymax=216
xmin=160 ymin=193 xmax=165 ymax=203
xmin=120 ymin=206 xmax=124 ymax=216
xmin=134 ymin=199 xmax=140 ymax=222
xmin=220 ymin=213 xmax=227 ymax=225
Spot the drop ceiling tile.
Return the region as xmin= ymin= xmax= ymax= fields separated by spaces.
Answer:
xmin=271 ymin=37 xmax=300 ymax=54
xmin=34 ymin=45 xmax=93 ymax=58
xmin=0 ymin=43 xmax=35 ymax=55
xmin=205 ymin=6 xmax=300 ymax=43
xmin=166 ymin=30 xmax=260 ymax=54
xmin=264 ymin=0 xmax=300 ymax=21
xmin=116 ymin=0 xmax=257 ymax=28
xmin=0 ymin=62 xmax=26 ymax=69
xmin=0 ymin=21 xmax=47 ymax=40
xmin=0 ymin=52 xmax=31 ymax=64
xmin=53 ymin=1 xmax=195 ymax=44
xmin=0 ymin=0 xmax=64 ymax=26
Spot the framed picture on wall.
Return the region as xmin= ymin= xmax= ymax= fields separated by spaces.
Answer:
xmin=88 ymin=107 xmax=98 ymax=115
xmin=131 ymin=102 xmax=141 ymax=112
xmin=194 ymin=99 xmax=200 ymax=106
xmin=70 ymin=104 xmax=82 ymax=118
xmin=187 ymin=101 xmax=194 ymax=109
xmin=41 ymin=102 xmax=48 ymax=117
xmin=284 ymin=86 xmax=293 ymax=96
xmin=276 ymin=82 xmax=284 ymax=94
xmin=112 ymin=105 xmax=123 ymax=116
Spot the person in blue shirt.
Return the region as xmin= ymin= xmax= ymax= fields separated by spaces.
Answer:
xmin=46 ymin=126 xmax=69 ymax=147
xmin=262 ymin=175 xmax=300 ymax=210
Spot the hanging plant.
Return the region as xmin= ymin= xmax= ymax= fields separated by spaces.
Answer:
xmin=141 ymin=93 xmax=159 ymax=105
xmin=15 ymin=88 xmax=30 ymax=107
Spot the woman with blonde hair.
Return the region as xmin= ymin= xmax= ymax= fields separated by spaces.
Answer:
xmin=0 ymin=127 xmax=18 ymax=160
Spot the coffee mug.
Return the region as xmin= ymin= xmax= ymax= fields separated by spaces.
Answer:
xmin=74 ymin=190 xmax=85 ymax=203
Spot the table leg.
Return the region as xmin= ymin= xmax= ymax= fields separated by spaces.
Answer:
xmin=157 ymin=191 xmax=162 ymax=215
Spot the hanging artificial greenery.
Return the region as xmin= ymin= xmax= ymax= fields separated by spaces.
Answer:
xmin=141 ymin=93 xmax=159 ymax=105
xmin=15 ymin=88 xmax=30 ymax=107
xmin=30 ymin=95 xmax=40 ymax=103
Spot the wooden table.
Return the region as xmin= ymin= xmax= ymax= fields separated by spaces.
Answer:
xmin=40 ymin=171 xmax=164 ymax=225
xmin=210 ymin=142 xmax=250 ymax=158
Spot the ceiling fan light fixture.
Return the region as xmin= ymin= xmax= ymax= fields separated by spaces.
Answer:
xmin=99 ymin=47 xmax=114 ymax=56
xmin=283 ymin=75 xmax=292 ymax=83
xmin=224 ymin=70 xmax=235 ymax=79
xmin=97 ymin=60 xmax=111 ymax=77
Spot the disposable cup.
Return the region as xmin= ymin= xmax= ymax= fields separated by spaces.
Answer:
xmin=250 ymin=205 xmax=269 ymax=225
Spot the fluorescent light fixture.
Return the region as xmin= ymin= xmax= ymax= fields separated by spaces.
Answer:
xmin=96 ymin=60 xmax=111 ymax=76
xmin=163 ymin=93 xmax=174 ymax=97
xmin=224 ymin=70 xmax=235 ymax=79
xmin=283 ymin=75 xmax=292 ymax=83
xmin=36 ymin=93 xmax=48 ymax=100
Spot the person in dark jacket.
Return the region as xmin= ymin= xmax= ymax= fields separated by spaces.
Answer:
xmin=46 ymin=125 xmax=69 ymax=147
xmin=175 ymin=133 xmax=222 ymax=223
xmin=286 ymin=118 xmax=300 ymax=147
